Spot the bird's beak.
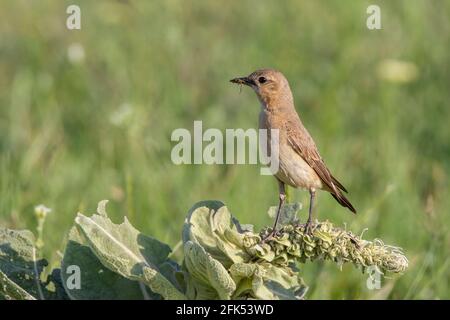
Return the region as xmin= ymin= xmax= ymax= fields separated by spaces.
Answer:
xmin=230 ymin=76 xmax=255 ymax=86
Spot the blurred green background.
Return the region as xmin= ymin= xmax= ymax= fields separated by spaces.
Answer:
xmin=0 ymin=0 xmax=449 ymax=299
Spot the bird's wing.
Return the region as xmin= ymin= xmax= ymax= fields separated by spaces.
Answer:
xmin=330 ymin=174 xmax=348 ymax=193
xmin=284 ymin=117 xmax=356 ymax=213
xmin=284 ymin=118 xmax=338 ymax=194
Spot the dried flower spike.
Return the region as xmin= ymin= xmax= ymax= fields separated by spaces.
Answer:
xmin=243 ymin=221 xmax=408 ymax=274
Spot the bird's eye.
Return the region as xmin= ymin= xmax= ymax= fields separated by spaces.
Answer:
xmin=258 ymin=76 xmax=267 ymax=84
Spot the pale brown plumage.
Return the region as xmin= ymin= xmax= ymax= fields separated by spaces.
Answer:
xmin=284 ymin=113 xmax=355 ymax=212
xmin=230 ymin=68 xmax=356 ymax=236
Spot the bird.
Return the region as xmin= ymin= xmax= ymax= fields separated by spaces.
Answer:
xmin=230 ymin=69 xmax=356 ymax=238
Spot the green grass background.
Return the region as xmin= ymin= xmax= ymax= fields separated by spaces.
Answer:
xmin=0 ymin=0 xmax=449 ymax=299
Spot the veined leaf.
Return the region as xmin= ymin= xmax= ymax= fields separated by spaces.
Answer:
xmin=183 ymin=241 xmax=236 ymax=300
xmin=0 ymin=269 xmax=35 ymax=300
xmin=229 ymin=262 xmax=307 ymax=300
xmin=0 ymin=228 xmax=48 ymax=299
xmin=61 ymin=226 xmax=157 ymax=300
xmin=182 ymin=201 xmax=251 ymax=268
xmin=74 ymin=210 xmax=185 ymax=300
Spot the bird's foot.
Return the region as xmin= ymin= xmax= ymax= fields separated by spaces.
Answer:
xmin=304 ymin=219 xmax=314 ymax=235
xmin=293 ymin=218 xmax=316 ymax=235
xmin=261 ymin=229 xmax=278 ymax=243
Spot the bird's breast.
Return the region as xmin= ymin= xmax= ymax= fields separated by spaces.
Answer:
xmin=276 ymin=144 xmax=323 ymax=190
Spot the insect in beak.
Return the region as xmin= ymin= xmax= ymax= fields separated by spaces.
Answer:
xmin=230 ymin=77 xmax=255 ymax=93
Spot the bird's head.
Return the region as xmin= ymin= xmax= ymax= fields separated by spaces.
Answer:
xmin=230 ymin=69 xmax=293 ymax=106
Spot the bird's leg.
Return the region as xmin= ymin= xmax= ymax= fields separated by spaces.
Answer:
xmin=305 ymin=188 xmax=316 ymax=235
xmin=262 ymin=181 xmax=286 ymax=242
xmin=273 ymin=184 xmax=286 ymax=233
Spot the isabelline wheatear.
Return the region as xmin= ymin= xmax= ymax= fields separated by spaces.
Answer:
xmin=230 ymin=69 xmax=356 ymax=238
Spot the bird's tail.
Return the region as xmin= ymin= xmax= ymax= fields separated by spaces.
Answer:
xmin=330 ymin=191 xmax=357 ymax=214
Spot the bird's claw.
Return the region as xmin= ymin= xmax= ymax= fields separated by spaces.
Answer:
xmin=305 ymin=222 xmax=313 ymax=235
xmin=261 ymin=229 xmax=280 ymax=243
xmin=298 ymin=220 xmax=314 ymax=235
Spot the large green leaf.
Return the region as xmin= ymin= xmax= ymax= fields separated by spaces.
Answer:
xmin=0 ymin=269 xmax=35 ymax=300
xmin=74 ymin=203 xmax=185 ymax=300
xmin=61 ymin=226 xmax=157 ymax=300
xmin=182 ymin=200 xmax=250 ymax=268
xmin=183 ymin=241 xmax=236 ymax=299
xmin=0 ymin=228 xmax=48 ymax=299
xmin=229 ymin=262 xmax=307 ymax=300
